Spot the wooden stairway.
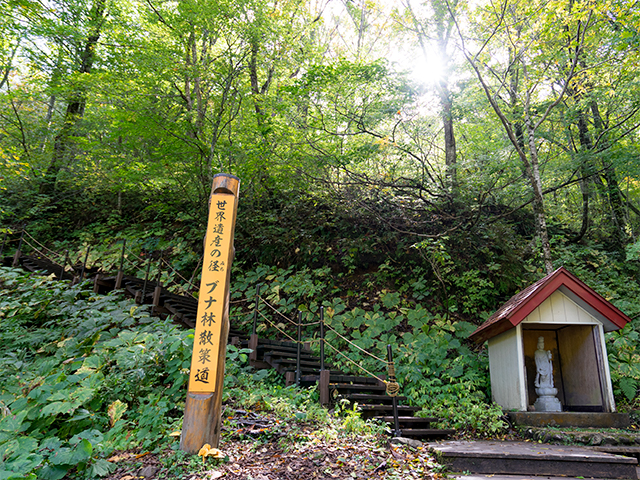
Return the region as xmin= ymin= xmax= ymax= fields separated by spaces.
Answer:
xmin=7 ymin=252 xmax=454 ymax=440
xmin=248 ymin=335 xmax=454 ymax=439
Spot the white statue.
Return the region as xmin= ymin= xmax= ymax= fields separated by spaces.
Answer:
xmin=534 ymin=337 xmax=554 ymax=388
xmin=533 ymin=336 xmax=562 ymax=412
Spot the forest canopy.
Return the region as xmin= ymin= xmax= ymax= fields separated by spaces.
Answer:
xmin=1 ymin=0 xmax=640 ymax=301
xmin=2 ymin=3 xmax=640 ymax=476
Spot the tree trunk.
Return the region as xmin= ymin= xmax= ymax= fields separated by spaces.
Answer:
xmin=590 ymin=101 xmax=628 ymax=247
xmin=40 ymin=0 xmax=106 ymax=195
xmin=524 ymin=111 xmax=554 ymax=274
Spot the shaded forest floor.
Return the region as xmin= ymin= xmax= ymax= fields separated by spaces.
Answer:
xmin=104 ymin=409 xmax=444 ymax=480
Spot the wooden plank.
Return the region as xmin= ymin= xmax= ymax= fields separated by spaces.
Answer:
xmin=319 ymin=370 xmax=330 ymax=406
xmin=430 ymin=440 xmax=637 ymax=479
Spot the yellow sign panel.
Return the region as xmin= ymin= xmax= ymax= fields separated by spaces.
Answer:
xmin=188 ymin=194 xmax=237 ymax=393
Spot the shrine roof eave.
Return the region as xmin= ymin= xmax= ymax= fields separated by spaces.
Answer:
xmin=469 ymin=267 xmax=631 ymax=344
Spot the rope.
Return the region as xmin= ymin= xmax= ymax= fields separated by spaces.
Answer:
xmin=159 ymin=258 xmax=198 ymax=298
xmin=324 ymin=342 xmax=385 ymax=384
xmin=385 ymin=362 xmax=400 ymax=397
xmin=161 ymin=258 xmax=197 ymax=290
xmin=229 ymin=298 xmax=249 ymax=305
xmin=125 ymin=246 xmax=146 ymax=263
xmin=22 ymin=239 xmax=56 ymax=263
xmin=22 ymin=231 xmax=61 ymax=258
xmin=257 ymin=310 xmax=297 ymax=342
xmin=325 ymin=343 xmax=400 ymax=395
xmin=259 ymin=297 xmax=321 ymax=327
xmin=323 ymin=323 xmax=388 ymax=364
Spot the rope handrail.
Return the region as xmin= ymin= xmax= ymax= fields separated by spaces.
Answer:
xmin=323 ymin=322 xmax=388 ymax=364
xmin=22 ymin=231 xmax=61 ymax=259
xmin=124 ymin=246 xmax=146 ymax=263
xmin=230 ymin=297 xmax=249 ymax=305
xmin=22 ymin=239 xmax=56 ymax=264
xmin=160 ymin=257 xmax=198 ymax=294
xmin=257 ymin=309 xmax=297 ymax=342
xmin=324 ymin=342 xmax=385 ymax=384
xmin=122 ymin=254 xmax=141 ymax=269
xmin=259 ymin=296 xmax=321 ymax=327
xmin=254 ymin=295 xmax=399 ymax=393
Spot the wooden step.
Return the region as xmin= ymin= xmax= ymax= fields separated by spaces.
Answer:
xmin=379 ymin=416 xmax=438 ymax=425
xmin=257 ymin=338 xmax=312 ymax=351
xmin=330 ymin=384 xmax=387 ymax=396
xmin=298 ymin=374 xmax=382 ymax=387
xmin=261 ymin=349 xmax=318 ymax=362
xmin=429 ymin=440 xmax=638 ymax=479
xmin=590 ymin=445 xmax=640 ymax=461
xmin=396 ymin=428 xmax=455 ymax=438
xmin=344 ymin=393 xmax=408 ymax=404
xmin=326 ymin=375 xmax=382 ymax=385
xmin=359 ymin=404 xmax=420 ymax=417
xmin=266 ymin=357 xmax=322 ymax=368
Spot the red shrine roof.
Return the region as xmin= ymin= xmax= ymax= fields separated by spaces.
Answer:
xmin=470 ymin=267 xmax=631 ymax=344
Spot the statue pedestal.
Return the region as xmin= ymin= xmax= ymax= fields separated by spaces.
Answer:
xmin=534 ymin=387 xmax=562 ymax=412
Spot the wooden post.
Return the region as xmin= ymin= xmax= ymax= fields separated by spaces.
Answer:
xmin=296 ymin=311 xmax=302 ymax=387
xmin=93 ymin=274 xmax=102 ymax=293
xmin=59 ymin=250 xmax=68 ymax=280
xmin=12 ymin=230 xmax=24 ymax=267
xmin=249 ymin=284 xmax=261 ymax=363
xmin=139 ymin=259 xmax=151 ymax=304
xmin=180 ymin=173 xmax=240 ymax=454
xmin=0 ymin=232 xmax=6 ymax=258
xmin=81 ymin=247 xmax=90 ymax=280
xmin=152 ymin=256 xmax=163 ymax=314
xmin=115 ymin=240 xmax=126 ymax=289
xmin=318 ymin=307 xmax=331 ymax=406
xmin=387 ymin=345 xmax=402 ymax=438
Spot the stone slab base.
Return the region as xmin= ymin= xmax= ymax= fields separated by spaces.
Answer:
xmin=509 ymin=412 xmax=630 ymax=428
xmin=428 ymin=440 xmax=638 ymax=480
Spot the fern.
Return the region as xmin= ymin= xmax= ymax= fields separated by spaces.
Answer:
xmin=619 ymin=377 xmax=638 ymax=403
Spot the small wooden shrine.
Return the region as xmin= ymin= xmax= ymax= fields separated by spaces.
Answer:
xmin=470 ymin=267 xmax=631 ymax=413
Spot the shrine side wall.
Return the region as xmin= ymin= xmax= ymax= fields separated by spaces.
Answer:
xmin=488 ymin=325 xmax=527 ymax=411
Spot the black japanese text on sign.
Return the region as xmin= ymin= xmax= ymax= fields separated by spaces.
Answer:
xmin=188 ymin=195 xmax=236 ymax=393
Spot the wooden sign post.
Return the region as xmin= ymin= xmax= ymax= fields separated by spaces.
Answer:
xmin=180 ymin=173 xmax=240 ymax=454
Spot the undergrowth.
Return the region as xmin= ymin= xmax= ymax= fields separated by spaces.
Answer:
xmin=0 ymin=268 xmax=389 ymax=479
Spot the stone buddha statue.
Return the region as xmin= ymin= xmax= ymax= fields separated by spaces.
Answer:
xmin=534 ymin=336 xmax=554 ymax=389
xmin=533 ymin=336 xmax=562 ymax=412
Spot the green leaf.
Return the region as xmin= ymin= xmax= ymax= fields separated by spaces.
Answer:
xmin=37 ymin=465 xmax=69 ymax=480
xmin=48 ymin=439 xmax=92 ymax=466
xmin=0 ymin=411 xmax=27 ymax=432
xmin=619 ymin=377 xmax=637 ymax=402
xmin=2 ymin=453 xmax=43 ymax=476
xmin=40 ymin=402 xmax=70 ymax=417
xmin=88 ymin=459 xmax=115 ymax=477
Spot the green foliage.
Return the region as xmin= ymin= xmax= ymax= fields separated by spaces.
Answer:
xmin=0 ymin=267 xmax=195 ymax=478
xmin=607 ymin=323 xmax=640 ymax=405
